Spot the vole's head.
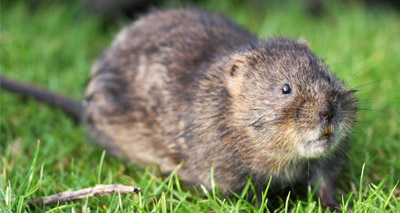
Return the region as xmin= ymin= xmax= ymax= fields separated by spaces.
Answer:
xmin=223 ymin=39 xmax=357 ymax=165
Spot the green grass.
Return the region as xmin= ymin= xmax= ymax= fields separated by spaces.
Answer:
xmin=1 ymin=0 xmax=399 ymax=212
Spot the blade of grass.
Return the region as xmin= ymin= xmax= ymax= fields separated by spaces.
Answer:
xmin=97 ymin=150 xmax=106 ymax=184
xmin=10 ymin=140 xmax=41 ymax=210
xmin=383 ymin=181 xmax=398 ymax=209
xmin=258 ymin=177 xmax=272 ymax=213
xmin=358 ymin=163 xmax=366 ymax=204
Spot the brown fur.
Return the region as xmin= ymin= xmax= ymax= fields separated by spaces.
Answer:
xmin=84 ymin=8 xmax=357 ymax=210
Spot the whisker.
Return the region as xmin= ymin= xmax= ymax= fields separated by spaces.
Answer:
xmin=352 ymin=80 xmax=384 ymax=90
xmin=357 ymin=108 xmax=390 ymax=115
xmin=248 ymin=111 xmax=269 ymax=126
xmin=351 ymin=76 xmax=397 ymax=90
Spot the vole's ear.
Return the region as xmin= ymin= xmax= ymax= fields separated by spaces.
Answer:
xmin=229 ymin=62 xmax=243 ymax=77
xmin=225 ymin=54 xmax=247 ymax=77
xmin=224 ymin=58 xmax=250 ymax=116
xmin=225 ymin=56 xmax=248 ymax=94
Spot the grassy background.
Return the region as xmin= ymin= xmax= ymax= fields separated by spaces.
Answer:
xmin=1 ymin=0 xmax=399 ymax=212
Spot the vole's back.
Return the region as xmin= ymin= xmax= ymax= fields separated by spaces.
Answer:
xmin=84 ymin=9 xmax=256 ymax=172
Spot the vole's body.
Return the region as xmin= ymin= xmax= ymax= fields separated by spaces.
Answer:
xmin=84 ymin=9 xmax=257 ymax=174
xmin=1 ymin=9 xmax=357 ymax=210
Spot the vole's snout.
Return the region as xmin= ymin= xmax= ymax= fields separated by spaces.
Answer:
xmin=319 ymin=110 xmax=334 ymax=122
xmin=318 ymin=100 xmax=337 ymax=123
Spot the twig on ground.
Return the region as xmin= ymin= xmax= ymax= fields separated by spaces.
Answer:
xmin=29 ymin=184 xmax=141 ymax=207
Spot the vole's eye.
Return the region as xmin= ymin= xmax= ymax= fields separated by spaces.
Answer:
xmin=282 ymin=84 xmax=291 ymax=94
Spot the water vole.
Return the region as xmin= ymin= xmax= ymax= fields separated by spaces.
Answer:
xmin=0 ymin=8 xmax=357 ymax=210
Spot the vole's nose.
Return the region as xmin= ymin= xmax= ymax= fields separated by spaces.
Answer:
xmin=319 ymin=110 xmax=334 ymax=122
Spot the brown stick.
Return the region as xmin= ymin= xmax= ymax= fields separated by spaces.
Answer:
xmin=29 ymin=184 xmax=141 ymax=207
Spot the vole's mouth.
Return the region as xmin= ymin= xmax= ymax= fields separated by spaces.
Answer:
xmin=298 ymin=124 xmax=339 ymax=158
xmin=318 ymin=124 xmax=332 ymax=141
